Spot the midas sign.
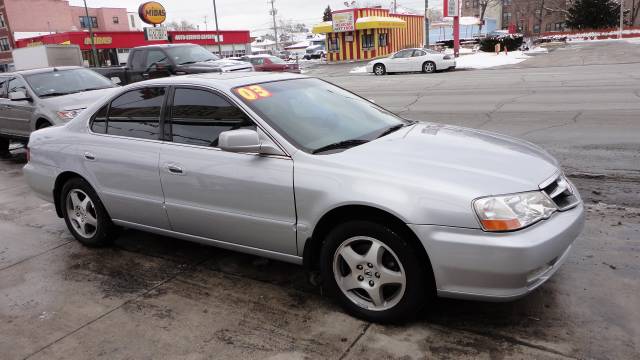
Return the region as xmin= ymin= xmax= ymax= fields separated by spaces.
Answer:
xmin=139 ymin=1 xmax=167 ymax=25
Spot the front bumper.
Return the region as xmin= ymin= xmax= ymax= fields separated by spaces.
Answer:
xmin=409 ymin=203 xmax=585 ymax=301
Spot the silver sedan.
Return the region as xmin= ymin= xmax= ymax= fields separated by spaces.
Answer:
xmin=24 ymin=73 xmax=584 ymax=323
xmin=366 ymin=48 xmax=456 ymax=75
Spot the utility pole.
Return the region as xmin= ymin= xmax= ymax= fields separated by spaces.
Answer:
xmin=82 ymin=0 xmax=99 ymax=66
xmin=203 ymin=15 xmax=208 ymax=31
xmin=212 ymin=0 xmax=222 ymax=56
xmin=619 ymin=0 xmax=624 ymax=39
xmin=269 ymin=0 xmax=279 ymax=51
xmin=393 ymin=0 xmax=397 ymax=13
xmin=424 ymin=0 xmax=429 ymax=48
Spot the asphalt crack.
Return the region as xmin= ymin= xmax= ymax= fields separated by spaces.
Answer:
xmin=519 ymin=110 xmax=582 ymax=137
xmin=339 ymin=322 xmax=371 ymax=360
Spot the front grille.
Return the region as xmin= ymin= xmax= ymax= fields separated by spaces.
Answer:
xmin=540 ymin=174 xmax=580 ymax=211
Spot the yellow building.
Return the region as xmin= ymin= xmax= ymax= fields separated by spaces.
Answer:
xmin=312 ymin=7 xmax=424 ymax=62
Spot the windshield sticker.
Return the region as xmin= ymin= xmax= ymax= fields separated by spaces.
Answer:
xmin=235 ymin=85 xmax=272 ymax=101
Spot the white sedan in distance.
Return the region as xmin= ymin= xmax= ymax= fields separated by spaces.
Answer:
xmin=366 ymin=48 xmax=456 ymax=75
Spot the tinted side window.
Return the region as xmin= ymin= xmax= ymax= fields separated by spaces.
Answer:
xmin=129 ymin=50 xmax=145 ymax=69
xmin=394 ymin=50 xmax=412 ymax=58
xmin=106 ymin=87 xmax=165 ymax=140
xmin=91 ymin=103 xmax=109 ymax=134
xmin=8 ymin=78 xmax=28 ymax=94
xmin=145 ymin=50 xmax=169 ymax=69
xmin=169 ymin=88 xmax=255 ymax=147
xmin=0 ymin=77 xmax=8 ymax=98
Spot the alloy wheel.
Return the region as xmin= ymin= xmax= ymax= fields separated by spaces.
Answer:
xmin=374 ymin=65 xmax=385 ymax=75
xmin=65 ymin=189 xmax=98 ymax=239
xmin=424 ymin=62 xmax=435 ymax=73
xmin=333 ymin=236 xmax=406 ymax=311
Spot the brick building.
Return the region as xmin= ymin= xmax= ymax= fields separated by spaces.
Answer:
xmin=0 ymin=0 xmax=129 ymax=71
xmin=0 ymin=0 xmax=15 ymax=71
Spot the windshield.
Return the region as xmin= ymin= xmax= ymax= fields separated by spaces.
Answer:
xmin=165 ymin=45 xmax=219 ymax=65
xmin=24 ymin=68 xmax=115 ymax=98
xmin=233 ymin=78 xmax=408 ymax=153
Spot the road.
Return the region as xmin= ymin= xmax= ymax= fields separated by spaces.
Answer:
xmin=1 ymin=41 xmax=639 ymax=359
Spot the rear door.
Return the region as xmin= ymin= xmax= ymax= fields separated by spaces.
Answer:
xmin=158 ymin=86 xmax=297 ymax=254
xmin=83 ymin=86 xmax=170 ymax=229
xmin=4 ymin=77 xmax=35 ymax=136
xmin=411 ymin=50 xmax=428 ymax=71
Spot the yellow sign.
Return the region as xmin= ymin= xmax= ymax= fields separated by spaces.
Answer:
xmin=235 ymin=86 xmax=272 ymax=101
xmin=84 ymin=37 xmax=112 ymax=45
xmin=139 ymin=2 xmax=167 ymax=25
xmin=27 ymin=41 xmax=44 ymax=47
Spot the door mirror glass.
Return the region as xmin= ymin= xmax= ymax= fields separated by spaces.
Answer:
xmin=110 ymin=77 xmax=122 ymax=85
xmin=9 ymin=91 xmax=30 ymax=101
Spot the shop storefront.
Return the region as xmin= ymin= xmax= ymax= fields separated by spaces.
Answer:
xmin=312 ymin=7 xmax=424 ymax=62
xmin=15 ymin=30 xmax=251 ymax=66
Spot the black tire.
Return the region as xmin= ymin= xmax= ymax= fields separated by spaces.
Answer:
xmin=320 ymin=220 xmax=430 ymax=323
xmin=0 ymin=137 xmax=10 ymax=158
xmin=61 ymin=177 xmax=118 ymax=247
xmin=373 ymin=63 xmax=386 ymax=76
xmin=422 ymin=61 xmax=436 ymax=74
xmin=37 ymin=121 xmax=52 ymax=130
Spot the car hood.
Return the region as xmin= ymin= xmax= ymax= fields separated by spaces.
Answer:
xmin=321 ymin=123 xmax=559 ymax=199
xmin=40 ymin=87 xmax=118 ymax=111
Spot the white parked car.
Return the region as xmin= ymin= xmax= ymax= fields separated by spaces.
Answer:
xmin=366 ymin=48 xmax=456 ymax=75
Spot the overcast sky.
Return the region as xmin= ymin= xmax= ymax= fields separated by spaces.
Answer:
xmin=69 ymin=0 xmax=441 ymax=34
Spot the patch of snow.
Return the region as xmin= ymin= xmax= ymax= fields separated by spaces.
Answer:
xmin=350 ymin=66 xmax=368 ymax=74
xmin=456 ymin=51 xmax=530 ymax=69
xmin=541 ymin=29 xmax=640 ymax=42
xmin=523 ymin=46 xmax=549 ymax=55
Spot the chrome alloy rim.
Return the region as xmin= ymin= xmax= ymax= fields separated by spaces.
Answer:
xmin=66 ymin=189 xmax=98 ymax=238
xmin=374 ymin=65 xmax=384 ymax=75
xmin=424 ymin=62 xmax=434 ymax=72
xmin=333 ymin=236 xmax=406 ymax=311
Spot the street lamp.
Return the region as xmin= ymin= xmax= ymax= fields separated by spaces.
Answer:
xmin=82 ymin=0 xmax=99 ymax=66
xmin=212 ymin=0 xmax=222 ymax=56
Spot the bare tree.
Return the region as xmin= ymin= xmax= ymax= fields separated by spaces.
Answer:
xmin=165 ymin=20 xmax=197 ymax=31
xmin=478 ymin=0 xmax=501 ymax=34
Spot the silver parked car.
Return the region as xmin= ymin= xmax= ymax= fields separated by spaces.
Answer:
xmin=0 ymin=66 xmax=117 ymax=157
xmin=24 ymin=73 xmax=584 ymax=323
xmin=366 ymin=48 xmax=456 ymax=75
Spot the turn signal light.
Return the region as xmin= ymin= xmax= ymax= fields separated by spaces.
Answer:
xmin=480 ymin=219 xmax=521 ymax=231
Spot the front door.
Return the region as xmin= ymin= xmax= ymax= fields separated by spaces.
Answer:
xmin=159 ymin=86 xmax=297 ymax=255
xmin=3 ymin=77 xmax=35 ymax=136
xmin=389 ymin=49 xmax=414 ymax=72
xmin=83 ymin=86 xmax=170 ymax=229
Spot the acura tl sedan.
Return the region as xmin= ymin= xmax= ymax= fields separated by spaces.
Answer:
xmin=366 ymin=48 xmax=456 ymax=75
xmin=24 ymin=72 xmax=584 ymax=323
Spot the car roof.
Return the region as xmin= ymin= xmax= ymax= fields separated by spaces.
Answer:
xmin=244 ymin=54 xmax=275 ymax=58
xmin=129 ymin=72 xmax=308 ymax=89
xmin=132 ymin=43 xmax=196 ymax=49
xmin=3 ymin=66 xmax=85 ymax=76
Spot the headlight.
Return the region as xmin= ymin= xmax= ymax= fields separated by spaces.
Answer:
xmin=56 ymin=109 xmax=84 ymax=120
xmin=473 ymin=191 xmax=557 ymax=232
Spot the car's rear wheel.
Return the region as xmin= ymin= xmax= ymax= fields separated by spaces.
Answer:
xmin=422 ymin=61 xmax=436 ymax=74
xmin=61 ymin=178 xmax=118 ymax=247
xmin=320 ymin=220 xmax=429 ymax=323
xmin=373 ymin=64 xmax=386 ymax=76
xmin=36 ymin=121 xmax=52 ymax=130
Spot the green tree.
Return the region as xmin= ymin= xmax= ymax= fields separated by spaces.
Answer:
xmin=566 ymin=0 xmax=620 ymax=29
xmin=323 ymin=5 xmax=332 ymax=22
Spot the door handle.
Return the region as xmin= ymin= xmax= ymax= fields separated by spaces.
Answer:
xmin=141 ymin=73 xmax=150 ymax=78
xmin=83 ymin=152 xmax=96 ymax=161
xmin=166 ymin=164 xmax=184 ymax=175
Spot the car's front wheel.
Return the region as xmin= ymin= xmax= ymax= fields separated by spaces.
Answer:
xmin=320 ymin=220 xmax=429 ymax=323
xmin=61 ymin=178 xmax=118 ymax=247
xmin=373 ymin=64 xmax=386 ymax=76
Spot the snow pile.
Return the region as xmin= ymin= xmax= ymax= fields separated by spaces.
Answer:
xmin=350 ymin=65 xmax=368 ymax=74
xmin=523 ymin=46 xmax=549 ymax=55
xmin=456 ymin=51 xmax=530 ymax=69
xmin=541 ymin=28 xmax=640 ymax=42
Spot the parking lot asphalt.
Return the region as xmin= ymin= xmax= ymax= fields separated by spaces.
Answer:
xmin=1 ymin=41 xmax=639 ymax=359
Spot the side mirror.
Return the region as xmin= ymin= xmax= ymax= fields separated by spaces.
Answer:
xmin=219 ymin=128 xmax=286 ymax=156
xmin=110 ymin=77 xmax=122 ymax=85
xmin=9 ymin=91 xmax=30 ymax=101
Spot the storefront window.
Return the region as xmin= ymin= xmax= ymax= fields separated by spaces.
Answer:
xmin=328 ymin=37 xmax=339 ymax=52
xmin=362 ymin=34 xmax=374 ymax=50
xmin=379 ymin=33 xmax=388 ymax=47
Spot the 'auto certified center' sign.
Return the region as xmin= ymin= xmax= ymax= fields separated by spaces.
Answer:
xmin=332 ymin=12 xmax=354 ymax=32
xmin=139 ymin=1 xmax=167 ymax=25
